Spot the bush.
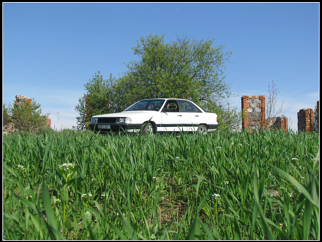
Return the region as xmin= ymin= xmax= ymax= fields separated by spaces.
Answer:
xmin=4 ymin=98 xmax=49 ymax=134
xmin=3 ymin=104 xmax=12 ymax=126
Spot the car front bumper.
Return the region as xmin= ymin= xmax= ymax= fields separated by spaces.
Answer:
xmin=89 ymin=123 xmax=142 ymax=133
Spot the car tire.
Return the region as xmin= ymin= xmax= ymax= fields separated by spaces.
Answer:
xmin=140 ymin=122 xmax=155 ymax=135
xmin=197 ymin=124 xmax=208 ymax=135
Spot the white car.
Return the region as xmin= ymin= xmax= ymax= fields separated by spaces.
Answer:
xmin=89 ymin=98 xmax=219 ymax=134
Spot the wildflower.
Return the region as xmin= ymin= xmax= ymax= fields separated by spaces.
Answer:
xmin=17 ymin=165 xmax=25 ymax=171
xmin=151 ymin=234 xmax=156 ymax=240
xmin=81 ymin=193 xmax=92 ymax=198
xmin=224 ymin=181 xmax=229 ymax=185
xmin=53 ymin=197 xmax=61 ymax=205
xmin=237 ymin=143 xmax=243 ymax=146
xmin=101 ymin=193 xmax=108 ymax=197
xmin=59 ymin=163 xmax=74 ymax=171
xmin=152 ymin=177 xmax=158 ymax=180
xmin=292 ymin=158 xmax=298 ymax=161
xmin=212 ymin=193 xmax=221 ymax=199
xmin=216 ymin=147 xmax=222 ymax=149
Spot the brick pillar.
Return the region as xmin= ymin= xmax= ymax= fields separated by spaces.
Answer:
xmin=241 ymin=95 xmax=266 ymax=133
xmin=259 ymin=96 xmax=266 ymax=129
xmin=280 ymin=117 xmax=288 ymax=132
xmin=241 ymin=95 xmax=250 ymax=130
xmin=46 ymin=117 xmax=51 ymax=128
xmin=298 ymin=108 xmax=314 ymax=132
xmin=317 ymin=101 xmax=319 ymax=131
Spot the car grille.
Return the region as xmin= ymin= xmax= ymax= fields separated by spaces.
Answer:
xmin=98 ymin=118 xmax=117 ymax=123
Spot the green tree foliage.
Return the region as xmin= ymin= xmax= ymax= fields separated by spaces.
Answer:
xmin=74 ymin=95 xmax=87 ymax=130
xmin=75 ymin=71 xmax=113 ymax=130
xmin=110 ymin=34 xmax=232 ymax=111
xmin=3 ymin=104 xmax=12 ymax=126
xmin=3 ymin=99 xmax=49 ymax=133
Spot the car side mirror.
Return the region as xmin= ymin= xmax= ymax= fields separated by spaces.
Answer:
xmin=162 ymin=108 xmax=171 ymax=112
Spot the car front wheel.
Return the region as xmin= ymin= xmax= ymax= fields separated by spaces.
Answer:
xmin=197 ymin=124 xmax=208 ymax=135
xmin=140 ymin=122 xmax=155 ymax=135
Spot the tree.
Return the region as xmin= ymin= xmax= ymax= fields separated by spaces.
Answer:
xmin=3 ymin=98 xmax=49 ymax=133
xmin=266 ymin=80 xmax=288 ymax=119
xmin=111 ymin=34 xmax=232 ymax=109
xmin=3 ymin=103 xmax=12 ymax=126
xmin=205 ymin=99 xmax=246 ymax=132
xmin=74 ymin=95 xmax=86 ymax=130
xmin=75 ymin=71 xmax=113 ymax=130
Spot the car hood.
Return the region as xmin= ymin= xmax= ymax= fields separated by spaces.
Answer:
xmin=93 ymin=111 xmax=159 ymax=118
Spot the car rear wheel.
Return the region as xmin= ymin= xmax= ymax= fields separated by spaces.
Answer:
xmin=197 ymin=124 xmax=208 ymax=135
xmin=140 ymin=122 xmax=155 ymax=135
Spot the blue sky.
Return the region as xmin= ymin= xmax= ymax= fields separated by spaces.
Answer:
xmin=3 ymin=2 xmax=319 ymax=131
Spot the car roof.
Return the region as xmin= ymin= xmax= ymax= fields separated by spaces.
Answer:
xmin=141 ymin=98 xmax=191 ymax=101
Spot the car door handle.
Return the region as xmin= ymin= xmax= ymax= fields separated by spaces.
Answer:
xmin=177 ymin=115 xmax=182 ymax=117
xmin=195 ymin=115 xmax=199 ymax=117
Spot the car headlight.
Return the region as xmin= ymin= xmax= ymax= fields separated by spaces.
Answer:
xmin=91 ymin=117 xmax=98 ymax=124
xmin=117 ymin=117 xmax=132 ymax=124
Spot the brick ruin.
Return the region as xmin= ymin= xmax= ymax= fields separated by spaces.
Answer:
xmin=3 ymin=95 xmax=51 ymax=135
xmin=241 ymin=95 xmax=318 ymax=133
xmin=297 ymin=108 xmax=314 ymax=133
xmin=266 ymin=117 xmax=288 ymax=132
xmin=317 ymin=101 xmax=319 ymax=131
xmin=241 ymin=95 xmax=266 ymax=133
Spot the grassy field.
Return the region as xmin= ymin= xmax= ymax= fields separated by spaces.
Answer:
xmin=3 ymin=129 xmax=319 ymax=240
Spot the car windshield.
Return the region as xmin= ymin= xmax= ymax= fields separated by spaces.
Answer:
xmin=124 ymin=100 xmax=165 ymax=111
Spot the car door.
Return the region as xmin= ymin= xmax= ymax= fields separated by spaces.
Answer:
xmin=160 ymin=100 xmax=183 ymax=132
xmin=178 ymin=100 xmax=202 ymax=132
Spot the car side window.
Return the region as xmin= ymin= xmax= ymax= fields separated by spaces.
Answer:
xmin=178 ymin=100 xmax=202 ymax=113
xmin=162 ymin=101 xmax=179 ymax=112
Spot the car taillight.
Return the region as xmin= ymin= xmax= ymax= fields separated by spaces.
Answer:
xmin=216 ymin=117 xmax=218 ymax=123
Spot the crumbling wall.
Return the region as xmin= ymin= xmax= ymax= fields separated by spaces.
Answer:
xmin=298 ymin=108 xmax=314 ymax=133
xmin=317 ymin=101 xmax=319 ymax=131
xmin=14 ymin=95 xmax=32 ymax=107
xmin=240 ymin=95 xmax=318 ymax=133
xmin=241 ymin=95 xmax=266 ymax=133
xmin=266 ymin=117 xmax=288 ymax=132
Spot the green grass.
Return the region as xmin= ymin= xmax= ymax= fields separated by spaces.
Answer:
xmin=3 ymin=130 xmax=319 ymax=240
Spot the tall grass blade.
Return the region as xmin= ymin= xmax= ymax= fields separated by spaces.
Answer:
xmin=200 ymin=221 xmax=217 ymax=240
xmin=29 ymin=213 xmax=44 ymax=239
xmin=187 ymin=215 xmax=200 ymax=240
xmin=303 ymin=198 xmax=313 ymax=240
xmin=270 ymin=166 xmax=317 ymax=207
xmin=253 ymin=174 xmax=275 ymax=240
xmin=118 ymin=209 xmax=138 ymax=240
xmin=42 ymin=178 xmax=61 ymax=240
